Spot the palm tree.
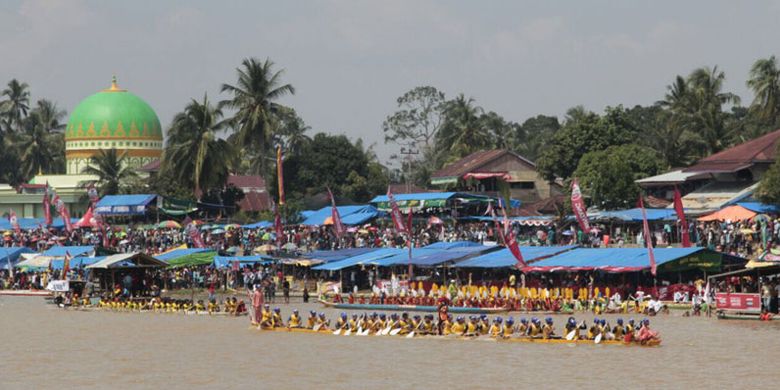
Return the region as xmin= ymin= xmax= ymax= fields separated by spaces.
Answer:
xmin=1 ymin=79 xmax=31 ymax=132
xmin=164 ymin=94 xmax=233 ymax=196
xmin=220 ymin=58 xmax=295 ymax=175
xmin=81 ymin=149 xmax=139 ymax=196
xmin=747 ymin=56 xmax=780 ymax=125
xmin=436 ymin=94 xmax=490 ymax=164
xmin=15 ymin=105 xmax=66 ymax=178
xmin=275 ymin=107 xmax=311 ymax=156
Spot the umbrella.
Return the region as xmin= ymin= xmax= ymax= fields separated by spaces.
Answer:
xmin=254 ymin=244 xmax=277 ymax=253
xmin=739 ymin=228 xmax=756 ymax=234
xmin=158 ymin=220 xmax=181 ymax=229
xmin=200 ymin=224 xmax=212 ymax=231
xmin=225 ymin=224 xmax=241 ymax=230
xmin=561 ymin=231 xmax=574 ymax=236
xmin=211 ymin=228 xmax=226 ymax=234
xmin=282 ymin=242 xmax=298 ymax=251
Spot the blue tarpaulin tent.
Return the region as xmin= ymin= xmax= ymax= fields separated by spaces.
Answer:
xmin=304 ymin=248 xmax=378 ymax=263
xmin=737 ymin=202 xmax=780 ymax=214
xmin=242 ymin=221 xmax=272 ymax=229
xmin=370 ymin=192 xmax=520 ymax=209
xmin=589 ymin=208 xmax=679 ymax=222
xmin=300 ymin=205 xmax=382 ymax=226
xmin=42 ymin=246 xmax=94 ymax=258
xmin=0 ymin=217 xmax=78 ymax=230
xmin=312 ymin=248 xmax=402 ymax=271
xmin=372 ymin=246 xmax=494 ymax=267
xmin=213 ymin=255 xmax=274 ymax=268
xmin=50 ymin=256 xmax=104 ymax=270
xmin=0 ymin=247 xmax=35 ymax=269
xmin=422 ymin=241 xmax=482 ymax=250
xmin=523 ymin=247 xmax=707 ymax=272
xmin=95 ymin=194 xmax=156 ymax=215
xmin=454 ymin=245 xmax=578 ymax=268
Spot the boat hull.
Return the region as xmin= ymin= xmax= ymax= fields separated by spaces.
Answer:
xmin=318 ymin=300 xmax=509 ymax=314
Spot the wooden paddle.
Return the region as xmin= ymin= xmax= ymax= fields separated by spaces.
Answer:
xmin=344 ymin=328 xmax=351 ymax=336
xmin=406 ymin=320 xmax=424 ymax=338
xmin=594 ymin=333 xmax=602 ymax=344
xmin=313 ymin=323 xmax=322 ymax=332
xmin=333 ymin=328 xmax=342 ymax=335
xmin=565 ymin=330 xmax=576 ymax=341
xmin=389 ymin=328 xmax=402 ymax=336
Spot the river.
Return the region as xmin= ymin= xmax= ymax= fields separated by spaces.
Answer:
xmin=0 ymin=295 xmax=777 ymax=389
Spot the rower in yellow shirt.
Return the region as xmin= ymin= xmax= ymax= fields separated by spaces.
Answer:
xmin=450 ymin=316 xmax=466 ymax=335
xmin=288 ymin=309 xmax=302 ymax=328
xmin=272 ymin=308 xmax=284 ymax=327
xmin=334 ymin=313 xmax=348 ymax=331
xmin=541 ymin=317 xmax=555 ymax=339
xmin=259 ymin=305 xmax=273 ymax=328
xmin=420 ymin=315 xmax=434 ymax=335
xmin=587 ymin=318 xmax=602 ymax=339
xmin=612 ymin=318 xmax=626 ymax=338
xmin=348 ymin=314 xmax=359 ymax=332
xmin=306 ymin=310 xmax=318 ymax=329
xmin=527 ymin=318 xmax=541 ymax=338
xmin=502 ymin=317 xmax=515 ymax=338
xmin=517 ymin=318 xmax=529 ymax=335
xmin=465 ymin=316 xmax=479 ymax=336
xmin=488 ymin=317 xmax=502 ymax=337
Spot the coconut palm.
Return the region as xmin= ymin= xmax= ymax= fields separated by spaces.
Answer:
xmin=15 ymin=105 xmax=66 ymax=178
xmin=1 ymin=79 xmax=31 ymax=132
xmin=747 ymin=56 xmax=780 ymax=125
xmin=220 ymin=58 xmax=295 ymax=175
xmin=80 ymin=149 xmax=138 ymax=196
xmin=436 ymin=94 xmax=490 ymax=164
xmin=164 ymin=94 xmax=232 ymax=196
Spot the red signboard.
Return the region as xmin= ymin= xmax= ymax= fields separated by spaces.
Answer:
xmin=715 ymin=292 xmax=761 ymax=312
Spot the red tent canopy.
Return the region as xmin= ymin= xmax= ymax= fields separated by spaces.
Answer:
xmin=75 ymin=207 xmax=97 ymax=228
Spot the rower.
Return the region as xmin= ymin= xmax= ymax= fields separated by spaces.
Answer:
xmin=410 ymin=315 xmax=422 ymax=333
xmin=637 ymin=319 xmax=659 ymax=344
xmin=587 ymin=318 xmax=601 ymax=340
xmin=465 ymin=316 xmax=479 ymax=336
xmin=488 ymin=317 xmax=502 ymax=337
xmin=388 ymin=314 xmax=401 ymax=331
xmin=348 ymin=314 xmax=359 ymax=331
xmin=450 ymin=316 xmax=466 ymax=335
xmin=364 ymin=313 xmax=376 ymax=331
xmin=517 ymin=318 xmax=529 ymax=335
xmin=306 ymin=310 xmax=318 ymax=329
xmin=260 ymin=304 xmax=273 ymax=328
xmin=272 ymin=308 xmax=284 ymax=327
xmin=374 ymin=314 xmax=387 ymax=333
xmin=288 ymin=309 xmax=302 ymax=328
xmin=527 ymin=318 xmax=541 ymax=338
xmin=317 ymin=312 xmax=330 ymax=329
xmin=599 ymin=319 xmax=610 ymax=339
xmin=502 ymin=317 xmax=515 ymax=338
xmin=542 ymin=317 xmax=555 ymax=339
xmin=479 ymin=315 xmax=490 ymax=335
xmin=399 ymin=313 xmax=411 ymax=334
xmin=612 ymin=318 xmax=626 ymax=338
xmin=421 ymin=315 xmax=434 ymax=335
xmin=335 ymin=312 xmax=348 ymax=330
xmin=624 ymin=318 xmax=636 ymax=341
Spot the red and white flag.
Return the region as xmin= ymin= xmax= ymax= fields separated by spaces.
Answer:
xmin=638 ymin=194 xmax=657 ymax=276
xmin=53 ymin=194 xmax=73 ymax=232
xmin=274 ymin=203 xmax=285 ymax=246
xmin=387 ymin=187 xmax=408 ymax=234
xmin=673 ymin=186 xmax=691 ymax=248
xmin=327 ymin=187 xmax=345 ymax=238
xmin=498 ymin=198 xmax=526 ymax=268
xmin=9 ymin=210 xmax=21 ymax=234
xmin=43 ymin=182 xmax=52 ymax=226
xmin=62 ymin=251 xmax=72 ymax=281
xmin=570 ymin=178 xmax=592 ymax=233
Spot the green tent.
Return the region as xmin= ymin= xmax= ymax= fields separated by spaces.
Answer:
xmin=165 ymin=251 xmax=217 ymax=267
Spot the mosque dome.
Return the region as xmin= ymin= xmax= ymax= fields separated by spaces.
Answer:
xmin=64 ymin=77 xmax=163 ymax=175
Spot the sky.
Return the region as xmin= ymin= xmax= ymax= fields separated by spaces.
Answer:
xmin=3 ymin=0 xmax=780 ymax=167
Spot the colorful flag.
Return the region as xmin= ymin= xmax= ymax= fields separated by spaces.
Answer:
xmin=387 ymin=187 xmax=408 ymax=234
xmin=53 ymin=194 xmax=73 ymax=232
xmin=673 ymin=186 xmax=691 ymax=248
xmin=570 ymin=178 xmax=591 ymax=233
xmin=9 ymin=210 xmax=20 ymax=234
xmin=498 ymin=199 xmax=526 ymax=268
xmin=187 ymin=222 xmax=205 ymax=248
xmin=327 ymin=187 xmax=345 ymax=239
xmin=274 ymin=203 xmax=285 ymax=246
xmin=62 ymin=251 xmax=72 ymax=281
xmin=638 ymin=194 xmax=657 ymax=276
xmin=43 ymin=182 xmax=52 ymax=226
xmin=277 ymin=146 xmax=285 ymax=205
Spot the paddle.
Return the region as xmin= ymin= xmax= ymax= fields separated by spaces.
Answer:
xmin=333 ymin=328 xmax=342 ymax=335
xmin=313 ymin=323 xmax=322 ymax=332
xmin=344 ymin=328 xmax=351 ymax=336
xmin=406 ymin=320 xmax=424 ymax=338
xmin=565 ymin=330 xmax=576 ymax=341
xmin=389 ymin=328 xmax=402 ymax=336
xmin=360 ymin=328 xmax=370 ymax=336
xmin=594 ymin=333 xmax=602 ymax=344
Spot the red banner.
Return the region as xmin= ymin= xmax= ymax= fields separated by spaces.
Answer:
xmin=387 ymin=187 xmax=407 ymax=234
xmin=570 ymin=178 xmax=591 ymax=233
xmin=327 ymin=187 xmax=345 ymax=238
xmin=277 ymin=146 xmax=285 ymax=205
xmin=274 ymin=205 xmax=285 ymax=246
xmin=53 ymin=194 xmax=73 ymax=232
xmin=673 ymin=186 xmax=691 ymax=247
xmin=638 ymin=195 xmax=657 ymax=276
xmin=715 ymin=292 xmax=761 ymax=312
xmin=494 ymin=199 xmax=526 ymax=268
xmin=62 ymin=251 xmax=71 ymax=281
xmin=43 ymin=182 xmax=52 ymax=226
xmin=9 ymin=210 xmax=20 ymax=234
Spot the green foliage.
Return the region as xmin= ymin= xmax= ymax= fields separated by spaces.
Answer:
xmin=80 ymin=149 xmax=139 ymax=196
xmin=573 ymin=144 xmax=664 ymax=210
xmin=514 ymin=115 xmax=560 ymax=161
xmin=756 ymin=157 xmax=780 ymax=205
xmin=536 ymin=106 xmax=636 ymax=181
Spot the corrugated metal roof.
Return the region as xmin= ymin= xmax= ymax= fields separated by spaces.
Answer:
xmin=431 ymin=149 xmax=535 ymax=179
xmin=684 ymin=129 xmax=780 ymax=173
xmin=636 ymin=169 xmax=709 ymax=184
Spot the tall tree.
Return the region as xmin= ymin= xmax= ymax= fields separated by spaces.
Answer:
xmin=80 ymin=149 xmax=139 ymax=196
xmin=1 ymin=79 xmax=30 ymax=132
xmin=513 ymin=114 xmax=560 ymax=161
xmin=436 ymin=94 xmax=491 ymax=164
xmin=15 ymin=100 xmax=67 ymax=178
xmin=383 ymin=86 xmax=446 ymax=150
xmin=221 ymin=58 xmax=295 ymax=175
xmin=747 ymin=55 xmax=780 ymax=127
xmin=164 ymin=95 xmax=233 ymax=195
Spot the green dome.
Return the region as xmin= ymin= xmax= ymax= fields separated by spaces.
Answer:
xmin=65 ymin=79 xmax=162 ymax=141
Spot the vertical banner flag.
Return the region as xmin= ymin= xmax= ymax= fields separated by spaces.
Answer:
xmin=62 ymin=251 xmax=72 ymax=281
xmin=277 ymin=146 xmax=285 ymax=205
xmin=673 ymin=186 xmax=691 ymax=248
xmin=274 ymin=203 xmax=285 ymax=246
xmin=187 ymin=222 xmax=205 ymax=248
xmin=9 ymin=210 xmax=21 ymax=235
xmin=387 ymin=187 xmax=408 ymax=234
xmin=638 ymin=194 xmax=657 ymax=276
xmin=570 ymin=178 xmax=591 ymax=233
xmin=498 ymin=198 xmax=526 ymax=268
xmin=327 ymin=187 xmax=345 ymax=238
xmin=43 ymin=182 xmax=52 ymax=226
xmin=53 ymin=194 xmax=73 ymax=232
xmin=407 ymin=209 xmax=413 ymax=278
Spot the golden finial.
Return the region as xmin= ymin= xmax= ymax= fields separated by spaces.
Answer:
xmin=104 ymin=75 xmax=126 ymax=92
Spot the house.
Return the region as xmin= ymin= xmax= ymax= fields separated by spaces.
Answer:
xmin=637 ymin=129 xmax=780 ymax=212
xmin=429 ymin=149 xmax=560 ymax=203
xmin=226 ymin=175 xmax=272 ymax=212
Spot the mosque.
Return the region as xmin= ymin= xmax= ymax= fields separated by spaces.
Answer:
xmin=0 ymin=77 xmax=163 ymax=218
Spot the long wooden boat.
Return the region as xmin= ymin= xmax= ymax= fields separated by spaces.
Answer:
xmin=717 ymin=312 xmax=778 ymax=321
xmin=318 ymin=299 xmax=509 ymax=314
xmin=256 ymin=325 xmax=660 ymax=346
xmin=0 ymin=290 xmax=52 ymax=297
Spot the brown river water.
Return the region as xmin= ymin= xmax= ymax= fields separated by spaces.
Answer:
xmin=1 ymin=295 xmax=778 ymax=389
